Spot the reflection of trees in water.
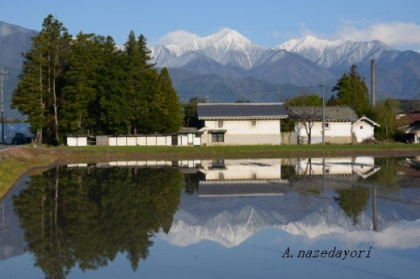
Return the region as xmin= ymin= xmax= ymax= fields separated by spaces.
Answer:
xmin=184 ymin=172 xmax=205 ymax=195
xmin=13 ymin=166 xmax=183 ymax=278
xmin=364 ymin=157 xmax=400 ymax=194
xmin=335 ymin=187 xmax=370 ymax=225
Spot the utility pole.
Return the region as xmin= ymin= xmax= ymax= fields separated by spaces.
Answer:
xmin=0 ymin=68 xmax=9 ymax=144
xmin=320 ymin=83 xmax=326 ymax=145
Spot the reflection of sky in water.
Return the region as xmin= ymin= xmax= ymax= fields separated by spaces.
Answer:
xmin=3 ymin=225 xmax=419 ymax=279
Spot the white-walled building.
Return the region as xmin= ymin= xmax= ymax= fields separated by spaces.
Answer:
xmin=352 ymin=116 xmax=380 ymax=143
xmin=288 ymin=106 xmax=379 ymax=144
xmin=197 ymin=103 xmax=288 ymax=145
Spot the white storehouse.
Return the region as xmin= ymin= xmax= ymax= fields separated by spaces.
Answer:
xmin=288 ymin=106 xmax=379 ymax=144
xmin=197 ymin=103 xmax=288 ymax=145
xmin=352 ymin=116 xmax=380 ymax=143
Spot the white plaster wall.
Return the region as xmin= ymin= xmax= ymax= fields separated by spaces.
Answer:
xmin=200 ymin=159 xmax=283 ymax=180
xmin=296 ymin=157 xmax=353 ymax=176
xmin=127 ymin=137 xmax=136 ymax=146
xmin=66 ymin=137 xmax=87 ymax=146
xmin=202 ymin=119 xmax=281 ymax=145
xmin=296 ymin=157 xmax=376 ymax=176
xmin=296 ymin=121 xmax=352 ymax=144
xmin=67 ymin=137 xmax=77 ymax=146
xmin=416 ymin=131 xmax=420 ymax=143
xmin=137 ymin=137 xmax=147 ymax=146
xmin=116 ymin=137 xmax=127 ymax=146
xmin=147 ymin=137 xmax=157 ymax=146
xmin=352 ymin=120 xmax=375 ymax=143
xmin=205 ymin=120 xmax=280 ymax=134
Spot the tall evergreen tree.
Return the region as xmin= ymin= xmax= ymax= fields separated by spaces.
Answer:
xmin=124 ymin=32 xmax=157 ymax=134
xmin=97 ymin=36 xmax=130 ymax=135
xmin=149 ymin=68 xmax=182 ymax=133
xmin=12 ymin=34 xmax=48 ymax=144
xmin=12 ymin=14 xmax=70 ymax=144
xmin=61 ymin=33 xmax=102 ymax=134
xmin=42 ymin=15 xmax=71 ymax=144
xmin=332 ymin=64 xmax=370 ymax=116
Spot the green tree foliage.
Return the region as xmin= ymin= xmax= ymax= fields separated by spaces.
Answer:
xmin=125 ymin=32 xmax=158 ymax=134
xmin=61 ymin=33 xmax=102 ymax=134
xmin=332 ymin=64 xmax=370 ymax=116
xmin=364 ymin=157 xmax=400 ymax=191
xmin=12 ymin=16 xmax=182 ymax=144
xmin=11 ymin=34 xmax=48 ymax=144
xmin=374 ymin=99 xmax=399 ymax=141
xmin=148 ymin=68 xmax=183 ymax=133
xmin=97 ymin=36 xmax=131 ymax=135
xmin=12 ymin=15 xmax=70 ymax=144
xmin=183 ymin=96 xmax=207 ymax=128
xmin=13 ymin=166 xmax=183 ymax=276
xmin=286 ymin=94 xmax=322 ymax=106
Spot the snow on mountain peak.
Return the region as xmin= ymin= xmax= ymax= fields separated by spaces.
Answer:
xmin=275 ymin=35 xmax=392 ymax=67
xmin=152 ymin=28 xmax=396 ymax=70
xmin=157 ymin=30 xmax=200 ymax=47
xmin=153 ymin=28 xmax=266 ymax=69
xmin=184 ymin=28 xmax=258 ymax=53
xmin=276 ymin=35 xmax=342 ymax=53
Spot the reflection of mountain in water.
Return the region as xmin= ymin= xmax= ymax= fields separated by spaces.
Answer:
xmin=163 ymin=189 xmax=420 ymax=248
xmin=0 ymin=177 xmax=28 ymax=260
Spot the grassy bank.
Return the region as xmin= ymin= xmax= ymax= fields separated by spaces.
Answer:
xmin=1 ymin=143 xmax=420 ymax=199
xmin=54 ymin=143 xmax=420 ymax=161
xmin=0 ymin=147 xmax=58 ymax=198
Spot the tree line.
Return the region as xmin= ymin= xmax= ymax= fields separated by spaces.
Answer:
xmin=12 ymin=15 xmax=182 ymax=145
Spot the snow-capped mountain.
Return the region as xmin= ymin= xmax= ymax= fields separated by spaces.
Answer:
xmin=152 ymin=28 xmax=267 ymax=69
xmin=276 ymin=35 xmax=394 ymax=69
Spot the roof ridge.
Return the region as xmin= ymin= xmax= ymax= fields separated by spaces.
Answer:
xmin=198 ymin=103 xmax=284 ymax=105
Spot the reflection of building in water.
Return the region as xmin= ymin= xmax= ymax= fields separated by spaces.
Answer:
xmin=67 ymin=157 xmax=382 ymax=195
xmin=198 ymin=159 xmax=287 ymax=197
xmin=296 ymin=157 xmax=381 ymax=178
xmin=200 ymin=159 xmax=283 ymax=181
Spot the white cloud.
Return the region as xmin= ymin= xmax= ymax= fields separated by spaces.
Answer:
xmin=271 ymin=30 xmax=281 ymax=38
xmin=157 ymin=30 xmax=200 ymax=47
xmin=333 ymin=21 xmax=420 ymax=48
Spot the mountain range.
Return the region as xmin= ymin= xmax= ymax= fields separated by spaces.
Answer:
xmin=1 ymin=22 xmax=420 ymax=119
xmin=0 ymin=21 xmax=38 ymax=120
xmin=152 ymin=28 xmax=420 ymax=102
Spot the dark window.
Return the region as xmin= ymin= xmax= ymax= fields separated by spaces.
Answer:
xmin=212 ymin=133 xmax=224 ymax=142
xmin=251 ymin=120 xmax=257 ymax=127
xmin=211 ymin=159 xmax=225 ymax=168
xmin=360 ymin=126 xmax=363 ymax=129
xmin=325 ymin=122 xmax=330 ymax=129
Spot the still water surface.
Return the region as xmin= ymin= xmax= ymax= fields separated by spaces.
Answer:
xmin=1 ymin=156 xmax=420 ymax=278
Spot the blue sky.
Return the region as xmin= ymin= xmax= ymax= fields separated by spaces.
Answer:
xmin=1 ymin=0 xmax=420 ymax=49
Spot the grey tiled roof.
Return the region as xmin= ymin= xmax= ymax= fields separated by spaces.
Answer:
xmin=198 ymin=181 xmax=285 ymax=197
xmin=398 ymin=100 xmax=420 ymax=114
xmin=197 ymin=103 xmax=288 ymax=120
xmin=177 ymin=127 xmax=199 ymax=134
xmin=287 ymin=106 xmax=358 ymax=122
